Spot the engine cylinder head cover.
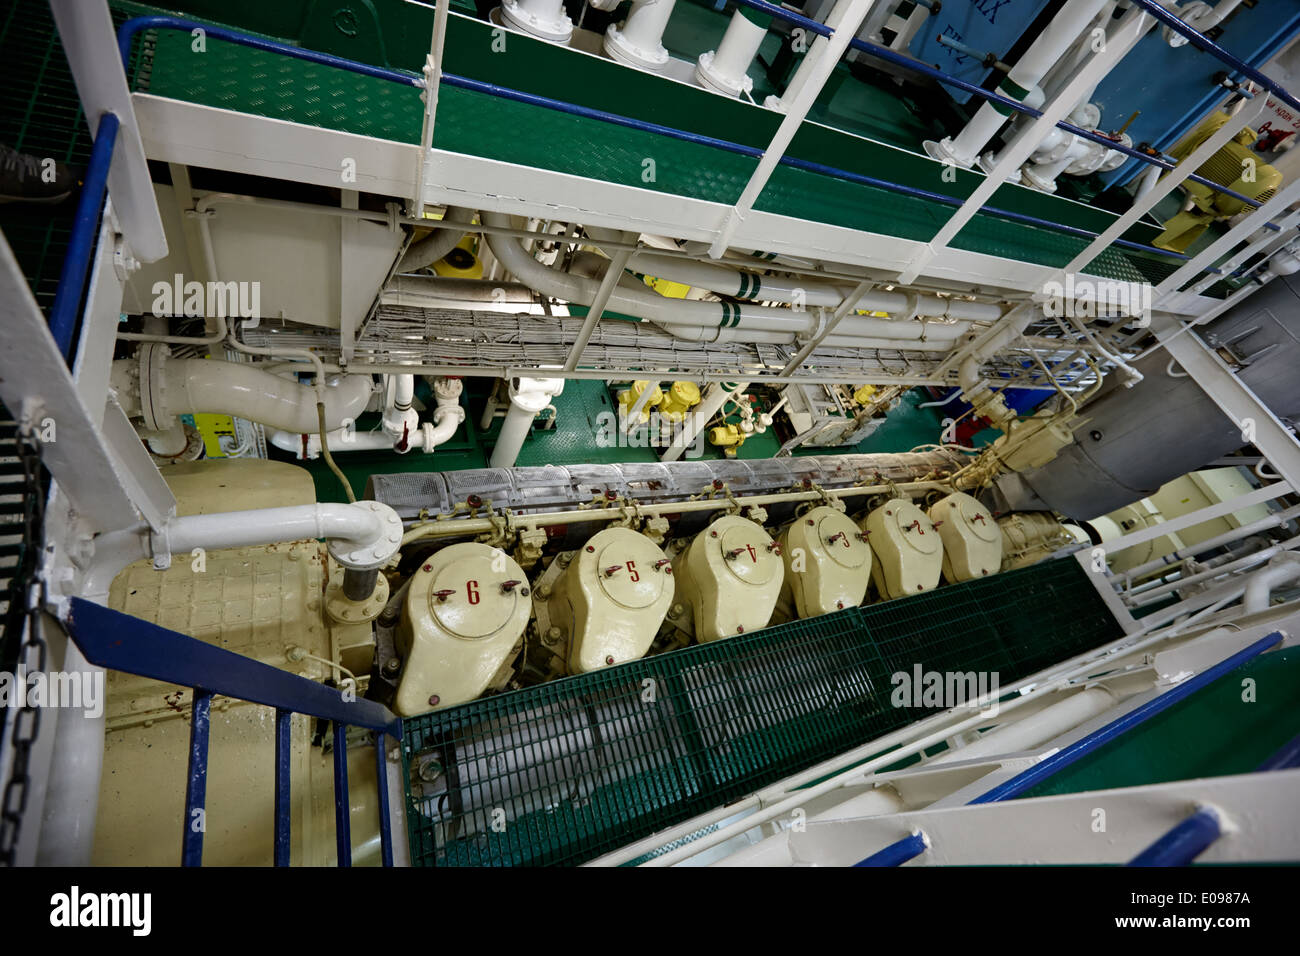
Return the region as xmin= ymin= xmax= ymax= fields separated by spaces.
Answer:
xmin=673 ymin=514 xmax=784 ymax=641
xmin=546 ymin=526 xmax=675 ymax=672
xmin=860 ymin=498 xmax=943 ymax=599
xmin=395 ymin=542 xmax=530 ymax=714
xmin=778 ymin=505 xmax=870 ymax=617
xmin=928 ymin=492 xmax=1001 ymax=582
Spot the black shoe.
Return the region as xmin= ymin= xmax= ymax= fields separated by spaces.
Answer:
xmin=0 ymin=143 xmax=77 ymax=204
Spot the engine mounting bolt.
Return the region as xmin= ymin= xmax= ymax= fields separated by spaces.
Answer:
xmin=736 ymin=625 xmax=745 ymax=633
xmin=428 ymin=694 xmax=441 ymax=706
xmin=422 ymin=564 xmax=433 ymax=572
xmin=605 ymin=655 xmax=615 ymax=665
xmin=586 ymin=545 xmax=595 ymax=552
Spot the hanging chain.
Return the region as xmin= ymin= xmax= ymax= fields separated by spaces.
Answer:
xmin=0 ymin=426 xmax=48 ymax=866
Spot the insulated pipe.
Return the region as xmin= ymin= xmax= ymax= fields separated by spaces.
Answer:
xmin=398 ymin=206 xmax=475 ymax=273
xmin=929 ymin=686 xmax=1117 ymax=765
xmin=613 ymin=247 xmax=1004 ymax=322
xmin=933 ymin=0 xmax=1112 ymax=168
xmin=143 ymin=358 xmax=373 ymax=434
xmin=1243 ymin=552 xmax=1300 ymax=614
xmin=493 ymin=218 xmax=997 ymax=346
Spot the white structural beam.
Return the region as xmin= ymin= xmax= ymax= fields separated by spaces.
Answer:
xmin=733 ymin=769 xmax=1300 ymax=866
xmin=1156 ymin=321 xmax=1300 ymax=494
xmin=49 ymin=0 xmax=167 ymax=262
xmin=130 ymin=94 xmax=1137 ymax=300
xmin=0 ymin=230 xmax=175 ymax=534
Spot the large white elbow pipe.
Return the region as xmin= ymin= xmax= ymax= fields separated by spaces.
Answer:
xmin=121 ymin=354 xmax=375 ymax=434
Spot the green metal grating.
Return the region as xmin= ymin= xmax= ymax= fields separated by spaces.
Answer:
xmin=401 ymin=558 xmax=1121 ymax=866
xmin=121 ymin=4 xmax=1183 ymax=284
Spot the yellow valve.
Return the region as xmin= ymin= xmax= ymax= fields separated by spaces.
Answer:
xmin=433 ymin=235 xmax=484 ymax=279
xmin=852 ymin=384 xmax=877 ymax=405
xmin=617 ymin=381 xmax=663 ymax=423
xmin=660 ymin=381 xmax=701 ymax=423
xmin=709 ymin=423 xmax=745 ymax=448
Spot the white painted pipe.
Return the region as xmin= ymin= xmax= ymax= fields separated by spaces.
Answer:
xmin=398 ymin=206 xmax=475 ymax=273
xmin=1119 ymin=504 xmax=1300 ymax=583
xmin=165 ymin=503 xmax=382 ymax=553
xmin=489 ymin=378 xmax=564 ymax=468
xmin=500 ymin=0 xmax=573 ymax=43
xmin=487 ymin=217 xmax=1002 ymax=346
xmin=382 ymin=373 xmax=419 ymax=441
xmin=696 ymin=10 xmax=768 ymax=97
xmin=939 ymin=0 xmax=1112 ymax=167
xmin=929 ymin=686 xmax=1117 ymax=764
xmin=1243 ymin=553 xmax=1300 ymax=614
xmin=605 ymin=0 xmax=676 ymax=71
xmin=132 ymin=357 xmax=373 ymax=434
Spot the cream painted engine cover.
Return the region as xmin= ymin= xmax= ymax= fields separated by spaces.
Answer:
xmin=674 ymin=514 xmax=784 ymax=641
xmin=779 ymin=506 xmax=870 ymax=617
xmin=928 ymin=492 xmax=1002 ymax=582
xmin=546 ymin=527 xmax=675 ymax=672
xmin=861 ymin=498 xmax=943 ymax=599
xmin=395 ymin=542 xmax=530 ymax=714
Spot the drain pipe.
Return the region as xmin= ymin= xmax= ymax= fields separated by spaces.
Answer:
xmin=490 ymin=377 xmax=566 ymax=468
xmin=1243 ymin=552 xmax=1300 ymax=614
xmin=925 ymin=0 xmax=1112 ymax=169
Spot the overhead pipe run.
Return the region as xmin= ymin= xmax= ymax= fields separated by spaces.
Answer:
xmin=483 ymin=213 xmax=1003 ymax=347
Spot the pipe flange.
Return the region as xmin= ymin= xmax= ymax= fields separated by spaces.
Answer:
xmin=604 ymin=23 xmax=670 ymax=71
xmin=326 ymin=500 xmax=404 ymax=572
xmin=138 ymin=342 xmax=174 ymax=433
xmin=695 ymin=50 xmax=752 ymax=97
xmin=325 ymin=572 xmax=390 ymax=624
xmin=497 ymin=0 xmax=573 ymax=44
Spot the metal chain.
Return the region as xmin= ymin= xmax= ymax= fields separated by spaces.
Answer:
xmin=0 ymin=427 xmax=47 ymax=866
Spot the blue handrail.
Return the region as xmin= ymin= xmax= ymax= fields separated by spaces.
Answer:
xmin=969 ymin=632 xmax=1283 ymax=804
xmin=65 ymin=597 xmax=402 ymax=867
xmin=1128 ymin=807 xmax=1222 ymax=866
xmin=48 ymin=112 xmax=119 ymax=360
xmin=852 ymin=830 xmax=928 ymax=867
xmin=115 ymin=15 xmax=1188 ymax=262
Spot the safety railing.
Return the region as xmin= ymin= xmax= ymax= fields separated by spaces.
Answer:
xmin=851 ymin=631 xmax=1284 ymax=866
xmin=63 ymin=598 xmax=402 ymax=866
xmin=117 ymin=14 xmax=1191 ymax=263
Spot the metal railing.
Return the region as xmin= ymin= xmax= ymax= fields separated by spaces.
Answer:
xmin=62 ymin=598 xmax=402 ymax=866
xmin=115 ymin=14 xmax=1190 ymax=263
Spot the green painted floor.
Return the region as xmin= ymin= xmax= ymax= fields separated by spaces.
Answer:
xmin=1021 ymin=645 xmax=1300 ymax=798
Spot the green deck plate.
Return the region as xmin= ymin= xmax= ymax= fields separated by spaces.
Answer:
xmin=401 ymin=558 xmax=1121 ymax=866
xmin=1019 ymin=645 xmax=1300 ymax=798
xmin=123 ymin=1 xmax=1178 ymax=281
